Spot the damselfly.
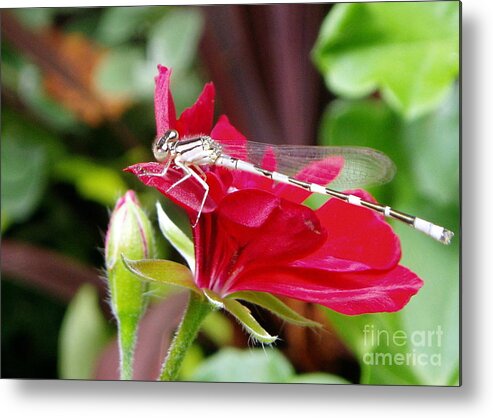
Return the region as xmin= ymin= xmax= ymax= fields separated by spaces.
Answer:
xmin=151 ymin=129 xmax=454 ymax=244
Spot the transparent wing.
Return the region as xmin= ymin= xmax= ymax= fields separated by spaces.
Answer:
xmin=219 ymin=140 xmax=396 ymax=190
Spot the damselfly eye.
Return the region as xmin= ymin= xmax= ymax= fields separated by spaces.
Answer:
xmin=164 ymin=129 xmax=179 ymax=142
xmin=152 ymin=136 xmax=168 ymax=162
xmin=152 ymin=130 xmax=179 ymax=162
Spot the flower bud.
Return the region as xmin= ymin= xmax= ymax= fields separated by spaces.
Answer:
xmin=105 ymin=190 xmax=155 ymax=379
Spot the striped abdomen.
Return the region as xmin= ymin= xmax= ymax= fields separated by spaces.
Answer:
xmin=215 ymin=155 xmax=453 ymax=244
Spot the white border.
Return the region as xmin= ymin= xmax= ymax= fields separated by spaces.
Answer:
xmin=2 ymin=0 xmax=492 ymax=416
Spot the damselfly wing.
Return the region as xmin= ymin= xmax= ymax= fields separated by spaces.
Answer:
xmin=218 ymin=140 xmax=397 ymax=191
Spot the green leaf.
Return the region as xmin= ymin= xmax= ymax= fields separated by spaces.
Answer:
xmin=3 ymin=50 xmax=76 ymax=131
xmin=156 ymin=202 xmax=195 ymax=271
xmin=170 ymin=72 xmax=206 ymax=116
xmin=228 ymin=291 xmax=322 ymax=328
xmin=97 ymin=6 xmax=169 ymax=45
xmin=1 ymin=131 xmax=48 ymax=227
xmin=95 ymin=47 xmax=146 ymax=97
xmin=17 ymin=64 xmax=79 ymax=131
xmin=191 ymin=348 xmax=351 ymax=384
xmin=148 ymin=8 xmax=204 ymax=72
xmin=313 ymin=2 xmax=459 ymax=119
xmin=287 ymin=373 xmax=350 ymax=384
xmin=391 ymin=219 xmax=459 ymax=386
xmin=122 ymin=256 xmax=199 ymax=293
xmin=222 ymin=299 xmax=277 ymax=344
xmin=96 ymin=7 xmax=205 ymax=106
xmin=401 ymin=84 xmax=459 ymax=206
xmin=14 ymin=8 xmax=54 ymax=29
xmin=318 ymin=84 xmax=459 ymax=211
xmin=54 ymin=156 xmax=127 ymax=207
xmin=319 ymin=98 xmax=399 ymax=151
xmin=192 ymin=348 xmax=294 ymax=383
xmin=58 ymin=284 xmax=111 ymax=379
xmin=317 ymin=97 xmax=403 ymax=203
xmin=325 ymin=311 xmax=423 ymax=385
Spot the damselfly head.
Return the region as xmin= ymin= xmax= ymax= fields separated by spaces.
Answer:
xmin=153 ymin=129 xmax=179 ymax=162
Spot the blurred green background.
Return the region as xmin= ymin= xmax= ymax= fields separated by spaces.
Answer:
xmin=1 ymin=2 xmax=459 ymax=384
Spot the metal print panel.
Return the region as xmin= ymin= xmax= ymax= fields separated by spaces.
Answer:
xmin=1 ymin=1 xmax=460 ymax=386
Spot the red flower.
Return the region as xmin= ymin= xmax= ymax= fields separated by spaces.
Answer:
xmin=126 ymin=65 xmax=423 ymax=316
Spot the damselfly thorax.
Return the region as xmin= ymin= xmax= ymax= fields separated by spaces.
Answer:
xmin=151 ymin=129 xmax=454 ymax=244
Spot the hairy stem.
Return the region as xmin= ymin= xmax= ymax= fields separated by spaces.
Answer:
xmin=159 ymin=292 xmax=213 ymax=381
xmin=117 ymin=314 xmax=140 ymax=380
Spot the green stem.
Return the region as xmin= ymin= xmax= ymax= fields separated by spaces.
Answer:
xmin=118 ymin=315 xmax=139 ymax=380
xmin=159 ymin=292 xmax=213 ymax=381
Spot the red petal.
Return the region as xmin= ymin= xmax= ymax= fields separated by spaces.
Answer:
xmin=191 ymin=211 xmax=215 ymax=289
xmin=214 ymin=190 xmax=326 ymax=292
xmin=261 ymin=147 xmax=277 ymax=171
xmin=175 ymin=82 xmax=215 ymax=137
xmin=154 ymin=65 xmax=177 ymax=137
xmin=218 ymin=189 xmax=281 ymax=231
xmin=296 ymin=157 xmax=344 ymax=183
xmin=124 ymin=162 xmax=229 ymax=214
xmin=274 ymin=157 xmax=344 ymax=204
xmin=304 ymin=189 xmax=400 ymax=271
xmin=211 ymin=115 xmax=262 ymax=190
xmin=229 ymin=265 xmax=423 ymax=315
xmin=210 ymin=115 xmax=248 ymax=160
xmin=230 ymin=146 xmax=279 ymax=192
xmin=209 ymin=115 xmax=282 ymax=192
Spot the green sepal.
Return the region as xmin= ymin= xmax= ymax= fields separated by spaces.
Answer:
xmin=202 ymin=289 xmax=224 ymax=309
xmin=156 ymin=202 xmax=195 ymax=271
xmin=228 ymin=291 xmax=322 ymax=328
xmin=122 ymin=255 xmax=199 ymax=293
xmin=222 ymin=298 xmax=277 ymax=345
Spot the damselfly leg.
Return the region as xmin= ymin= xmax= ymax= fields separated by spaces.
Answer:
xmin=142 ymin=159 xmax=210 ymax=226
xmin=165 ymin=161 xmax=193 ymax=192
xmin=166 ymin=161 xmax=209 ymax=227
xmin=161 ymin=157 xmax=173 ymax=177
